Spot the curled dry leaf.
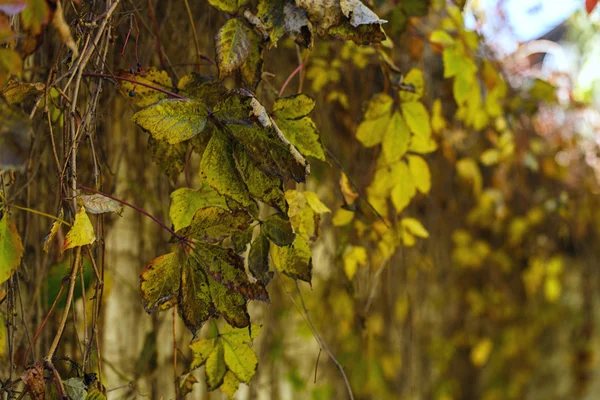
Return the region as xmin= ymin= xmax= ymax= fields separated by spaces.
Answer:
xmin=80 ymin=194 xmax=124 ymax=215
xmin=21 ymin=362 xmax=45 ymax=400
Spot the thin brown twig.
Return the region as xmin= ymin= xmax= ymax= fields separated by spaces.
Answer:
xmin=183 ymin=0 xmax=202 ymax=72
xmin=147 ymin=0 xmax=167 ymax=70
xmin=83 ymin=72 xmax=184 ymax=98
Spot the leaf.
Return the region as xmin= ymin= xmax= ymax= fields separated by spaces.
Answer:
xmin=390 ymin=161 xmax=416 ymax=214
xmin=0 ymin=213 xmax=23 ymax=285
xmin=328 ymin=21 xmax=385 ymax=45
xmin=199 ymin=133 xmax=256 ymax=212
xmin=118 ymin=67 xmax=173 ymax=107
xmin=21 ymin=363 xmax=45 ymax=400
xmin=62 ymin=205 xmax=96 ymax=252
xmin=147 ymin=136 xmax=189 ymax=182
xmin=0 ymin=48 xmax=23 ymax=88
xmin=248 ymin=232 xmax=272 ymax=284
xmin=296 ymin=0 xmax=343 ymax=35
xmin=273 ymin=94 xmax=315 ymax=118
xmin=206 ymin=340 xmax=227 ymax=390
xmin=262 ymin=213 xmax=295 ymax=246
xmin=233 ymin=145 xmax=287 ymax=213
xmin=304 ymin=192 xmax=330 ymax=214
xmin=343 ymin=245 xmax=367 ymax=280
xmin=284 ymin=190 xmax=319 ymax=240
xmin=221 ymin=371 xmax=240 ymax=399
xmin=170 ymin=187 xmax=228 ymax=232
xmin=21 ymin=0 xmax=48 ymax=34
xmin=356 ymin=93 xmax=393 ymax=147
xmin=283 ymin=1 xmax=313 ymax=48
xmin=63 ymin=377 xmax=88 ymax=400
xmin=240 ymin=30 xmax=263 ymax=89
xmin=339 ymin=173 xmax=359 ymax=206
xmin=456 ymin=158 xmax=482 ymax=196
xmin=131 ymin=99 xmax=208 ymax=144
xmin=0 ymin=98 xmax=32 ymax=171
xmin=79 ymin=194 xmax=123 ymax=215
xmin=42 ymin=259 xmax=93 ymax=309
xmin=382 ymin=111 xmax=410 ymax=164
xmin=221 ymin=325 xmax=259 ymax=383
xmin=399 ymin=68 xmax=424 ymax=102
xmin=215 ymin=18 xmax=251 ymax=79
xmin=181 ymin=207 xmax=252 ymax=243
xmin=178 ymin=261 xmax=215 ymax=333
xmin=401 ymin=218 xmax=429 ymax=238
xmin=429 ymin=30 xmax=454 ymax=46
xmin=85 ymin=389 xmax=107 ymax=400
xmin=407 ymin=155 xmax=431 ymax=194
xmin=2 ymin=79 xmax=45 ymax=105
xmin=470 ymin=338 xmax=493 ymax=367
xmin=231 ymin=225 xmax=254 ymax=253
xmin=270 ymin=235 xmax=312 ymax=282
xmin=340 ymin=0 xmax=387 ymax=27
xmin=401 ymin=101 xmax=431 ymax=138
xmin=178 ymin=373 xmax=198 ymax=397
xmin=207 ymin=0 xmax=248 ymax=13
xmin=333 ymin=208 xmax=354 ymax=226
xmin=140 ymin=251 xmax=182 ymax=313
xmin=254 ymin=0 xmax=286 ymax=46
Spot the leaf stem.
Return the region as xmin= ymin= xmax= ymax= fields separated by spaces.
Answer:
xmin=10 ymin=204 xmax=71 ymax=226
xmin=278 ymin=61 xmax=307 ymax=97
xmin=77 ymin=184 xmax=182 ymax=240
xmin=82 ymin=72 xmax=184 ymax=99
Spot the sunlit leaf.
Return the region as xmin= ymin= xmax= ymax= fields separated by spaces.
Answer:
xmin=304 ymin=192 xmax=330 ymax=214
xmin=470 ymin=338 xmax=493 ymax=367
xmin=118 ymin=67 xmax=173 ymax=107
xmin=407 ymin=155 xmax=431 ymax=194
xmin=390 ymin=162 xmax=416 ymax=214
xmin=429 ymin=30 xmax=454 ymax=46
xmin=356 ymin=93 xmax=393 ymax=147
xmin=140 ymin=251 xmax=183 ymax=313
xmin=207 ymin=0 xmax=248 ymax=13
xmin=332 ymin=208 xmax=354 ymax=226
xmin=401 ymin=218 xmax=429 ymax=238
xmin=399 ymin=68 xmax=424 ymax=102
xmin=0 ymin=213 xmax=23 ymax=285
xmin=270 ymin=235 xmax=312 ymax=282
xmin=343 ymin=245 xmax=367 ymax=280
xmin=221 ymin=371 xmax=240 ymax=399
xmin=240 ymin=30 xmax=263 ymax=89
xmin=132 ymin=99 xmax=208 ymax=144
xmin=382 ymin=111 xmax=410 ymax=164
xmin=62 ymin=205 xmax=95 ymax=253
xmin=401 ymin=101 xmax=431 ymax=138
xmin=170 ymin=186 xmax=228 ymax=232
xmin=340 ymin=0 xmax=387 ymax=27
xmin=216 ymin=18 xmax=251 ymax=79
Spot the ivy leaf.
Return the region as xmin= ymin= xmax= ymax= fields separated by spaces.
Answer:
xmin=0 ymin=213 xmax=23 ymax=285
xmin=0 ymin=98 xmax=32 ymax=171
xmin=407 ymin=155 xmax=431 ymax=194
xmin=273 ymin=94 xmax=325 ymax=161
xmin=62 ymin=205 xmax=96 ymax=253
xmin=248 ymin=232 xmax=272 ymax=284
xmin=200 ymin=133 xmax=256 ymax=213
xmin=399 ymin=68 xmax=424 ymax=102
xmin=240 ymin=29 xmax=264 ymax=89
xmin=207 ymin=0 xmax=248 ymax=13
xmin=180 ymin=207 xmax=252 ymax=243
xmin=63 ymin=377 xmax=87 ymax=400
xmin=270 ymin=235 xmax=312 ymax=282
xmin=131 ymin=99 xmax=208 ymax=144
xmin=140 ymin=251 xmax=183 ymax=313
xmin=356 ymin=93 xmax=393 ymax=147
xmin=118 ymin=67 xmax=173 ymax=107
xmin=233 ymin=146 xmax=287 ymax=214
xmin=390 ymin=161 xmax=416 ymax=214
xmin=169 ymin=186 xmax=228 ymax=232
xmin=382 ymin=111 xmax=410 ymax=164
xmin=262 ymin=213 xmax=295 ymax=246
xmin=401 ymin=101 xmax=431 ymax=138
xmin=215 ymin=19 xmax=251 ymax=79
xmin=79 ymin=194 xmax=123 ymax=215
xmin=147 ymin=137 xmax=189 ymax=182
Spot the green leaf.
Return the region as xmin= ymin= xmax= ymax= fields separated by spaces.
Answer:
xmin=0 ymin=213 xmax=23 ymax=285
xmin=215 ymin=18 xmax=251 ymax=79
xmin=382 ymin=111 xmax=410 ymax=164
xmin=401 ymin=101 xmax=431 ymax=138
xmin=255 ymin=0 xmax=286 ymax=47
xmin=21 ymin=0 xmax=48 ymax=34
xmin=234 ymin=146 xmax=287 ymax=213
xmin=181 ymin=207 xmax=252 ymax=243
xmin=148 ymin=137 xmax=189 ymax=182
xmin=399 ymin=68 xmax=424 ymax=102
xmin=140 ymin=251 xmax=183 ymax=313
xmin=178 ymin=263 xmax=215 ymax=334
xmin=407 ymin=155 xmax=431 ymax=194
xmin=62 ymin=205 xmax=96 ymax=253
xmin=131 ymin=99 xmax=208 ymax=144
xmin=270 ymin=235 xmax=312 ymax=282
xmin=63 ymin=377 xmax=87 ymax=400
xmin=240 ymin=30 xmax=264 ymax=89
xmin=328 ymin=21 xmax=385 ymax=45
xmin=207 ymin=0 xmax=248 ymax=13
xmin=169 ymin=186 xmax=228 ymax=232
xmin=118 ymin=67 xmax=172 ymax=107
xmin=231 ymin=225 xmax=254 ymax=253
xmin=221 ymin=371 xmax=240 ymax=399
xmin=356 ymin=93 xmax=393 ymax=147
xmin=262 ymin=213 xmax=295 ymax=246
xmin=206 ymin=340 xmax=227 ymax=390
xmin=199 ymin=133 xmax=256 ymax=212
xmin=177 ymin=74 xmax=228 ymax=107
xmin=248 ymin=232 xmax=272 ymax=284
xmin=273 ymin=94 xmax=316 ymax=119
xmin=222 ymin=326 xmax=259 ymax=382
xmin=0 ymin=98 xmax=32 ymax=171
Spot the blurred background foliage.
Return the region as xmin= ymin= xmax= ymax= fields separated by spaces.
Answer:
xmin=3 ymin=0 xmax=600 ymax=399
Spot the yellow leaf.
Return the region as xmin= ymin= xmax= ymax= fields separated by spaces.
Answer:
xmin=343 ymin=245 xmax=367 ymax=280
xmin=333 ymin=209 xmax=354 ymax=226
xmin=339 ymin=173 xmax=359 ymax=206
xmin=399 ymin=68 xmax=424 ymax=102
xmin=402 ymin=230 xmax=415 ymax=246
xmin=390 ymin=162 xmax=416 ymax=214
xmin=470 ymin=338 xmax=493 ymax=367
xmin=456 ymin=158 xmax=482 ymax=197
xmin=431 ymin=99 xmax=446 ymax=134
xmin=401 ymin=101 xmax=431 ymax=138
xmin=407 ymin=155 xmax=431 ymax=194
xmin=356 ymin=93 xmax=393 ymax=147
xmin=429 ymin=30 xmax=454 ymax=46
xmin=480 ymin=149 xmax=500 ymax=166
xmin=401 ymin=218 xmax=429 ymax=238
xmin=409 ymin=135 xmax=438 ymax=154
xmin=62 ymin=205 xmax=95 ymax=253
xmin=382 ymin=111 xmax=410 ymax=164
xmin=544 ymin=277 xmax=561 ymax=303
xmin=304 ymin=191 xmax=331 ymax=214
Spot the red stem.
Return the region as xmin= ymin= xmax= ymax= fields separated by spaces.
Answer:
xmin=279 ymin=61 xmax=306 ymax=97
